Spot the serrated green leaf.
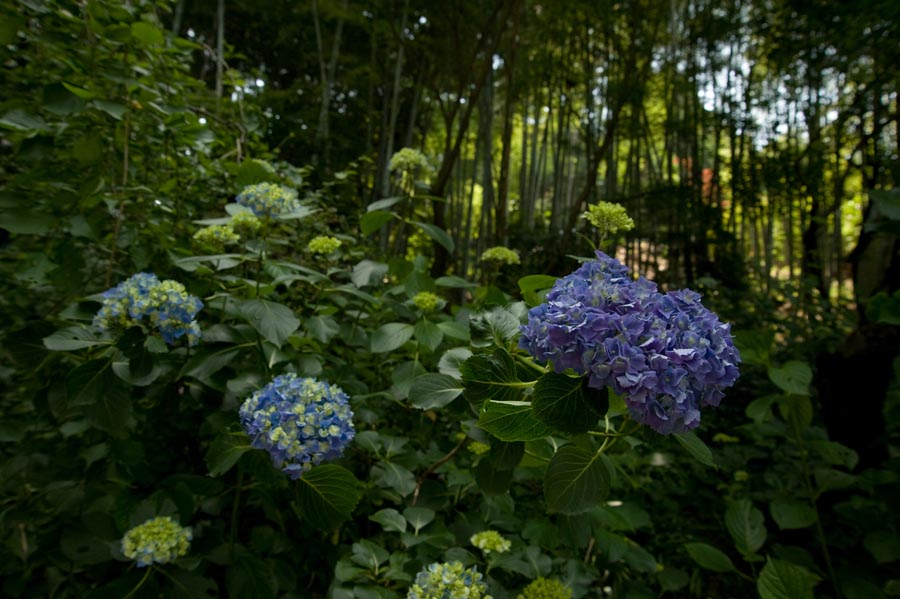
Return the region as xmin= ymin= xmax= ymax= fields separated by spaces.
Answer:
xmin=544 ymin=446 xmax=610 ymax=514
xmin=410 ymin=220 xmax=454 ymax=252
xmin=770 ymin=498 xmax=817 ymax=530
xmin=757 ymin=558 xmax=820 ymax=599
xmin=371 ymin=323 xmax=414 ymax=353
xmin=360 ymin=210 xmax=396 ymax=235
xmin=768 ymin=360 xmax=812 ymax=396
xmin=44 ymin=326 xmax=105 ymax=351
xmin=306 ymin=315 xmax=340 ymax=343
xmin=518 ymin=274 xmax=558 ymax=306
xmin=206 ymin=433 xmax=251 ymax=477
xmin=351 ymin=539 xmax=390 ymax=569
xmin=684 ymin=542 xmax=737 ymax=572
xmin=351 ymin=259 xmax=389 ymax=288
xmin=460 ymin=348 xmax=527 ymax=406
xmin=295 ymin=464 xmax=362 ymax=530
xmin=369 ymin=509 xmax=406 ymax=533
xmin=240 ymin=299 xmax=300 ymax=347
xmin=474 ymin=459 xmax=515 ymax=495
xmin=435 ymin=275 xmax=476 ymax=288
xmin=414 ymin=319 xmax=443 ymax=351
xmin=409 ymin=373 xmax=463 ymax=409
xmin=725 ymin=499 xmax=767 ymax=556
xmin=489 ymin=439 xmax=525 ymax=470
xmin=130 ymin=21 xmax=164 ymax=45
xmin=0 ymin=109 xmax=47 ymax=132
xmin=673 ymin=431 xmax=716 ymax=468
xmin=366 ymin=197 xmax=404 ymax=212
xmin=532 ymin=372 xmax=606 ymax=434
xmin=478 ymin=400 xmax=553 ymax=441
xmin=402 ymin=507 xmax=435 ymax=534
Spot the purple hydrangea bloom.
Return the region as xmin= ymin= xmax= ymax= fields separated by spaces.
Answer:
xmin=239 ymin=374 xmax=355 ymax=478
xmin=519 ymin=252 xmax=740 ymax=434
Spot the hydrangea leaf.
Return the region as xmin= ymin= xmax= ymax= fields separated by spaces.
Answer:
xmin=532 ymin=372 xmax=607 ymax=434
xmin=409 ymin=373 xmax=463 ymax=410
xmin=306 ymin=315 xmax=340 ymax=343
xmin=370 ymin=509 xmax=407 ymax=533
xmin=240 ymin=299 xmax=300 ymax=348
xmin=414 ymin=319 xmax=443 ymax=351
xmin=725 ymin=499 xmax=767 ymax=556
xmin=474 ymin=459 xmax=515 ymax=495
xmin=410 ymin=220 xmax=455 ymax=252
xmin=181 ymin=346 xmax=244 ymax=381
xmin=403 ymin=507 xmax=435 ymax=534
xmin=43 ymin=326 xmax=105 ymax=351
xmin=366 ymin=196 xmax=404 ymax=212
xmin=294 ymin=464 xmax=362 ymax=530
xmin=351 ymin=259 xmax=389 ymax=288
xmin=351 ymin=539 xmax=391 ymax=569
xmin=757 ymin=558 xmax=820 ymax=599
xmin=206 ymin=432 xmax=251 ymax=477
xmin=544 ymin=446 xmax=610 ymax=514
xmin=684 ymin=542 xmax=737 ymax=573
xmin=770 ymin=498 xmax=817 ymax=530
xmin=435 ymin=275 xmax=477 ymax=288
xmin=460 ymin=348 xmax=528 ymax=407
xmin=360 ymin=210 xmax=396 ymax=235
xmin=371 ymin=323 xmax=415 ymax=353
xmin=489 ymin=439 xmax=525 ymax=471
xmin=768 ymin=360 xmax=812 ymax=396
xmin=469 ymin=308 xmax=521 ymax=348
xmin=673 ymin=431 xmax=716 ymax=468
xmin=518 ymin=274 xmax=558 ymax=307
xmin=478 ymin=400 xmax=554 ymax=442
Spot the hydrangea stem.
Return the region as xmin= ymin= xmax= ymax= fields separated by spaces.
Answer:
xmin=123 ymin=567 xmax=152 ymax=599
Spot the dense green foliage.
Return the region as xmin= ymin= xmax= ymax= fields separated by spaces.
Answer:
xmin=1 ymin=1 xmax=898 ymax=599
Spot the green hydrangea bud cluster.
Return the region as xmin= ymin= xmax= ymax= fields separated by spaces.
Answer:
xmin=517 ymin=578 xmax=572 ymax=599
xmin=582 ymin=201 xmax=635 ymax=238
xmin=470 ymin=530 xmax=512 ymax=554
xmin=468 ymin=441 xmax=490 ymax=455
xmin=193 ymin=224 xmax=240 ymax=252
xmin=481 ymin=246 xmax=521 ymax=266
xmin=407 ymin=561 xmax=492 ymax=599
xmin=121 ymin=516 xmax=192 ymax=567
xmin=236 ymin=182 xmax=300 ymax=217
xmin=307 ymin=235 xmax=343 ymax=254
xmin=412 ymin=291 xmax=442 ymax=313
xmin=231 ymin=210 xmax=262 ymax=235
xmin=389 ymin=147 xmax=430 ymax=173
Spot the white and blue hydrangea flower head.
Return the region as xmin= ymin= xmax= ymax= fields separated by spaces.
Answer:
xmin=407 ymin=561 xmax=492 ymax=599
xmin=239 ymin=374 xmax=356 ymax=479
xmin=93 ymin=273 xmax=203 ymax=346
xmin=121 ymin=516 xmax=192 ymax=567
xmin=519 ymin=251 xmax=740 ymax=434
xmin=235 ymin=182 xmax=300 ymax=217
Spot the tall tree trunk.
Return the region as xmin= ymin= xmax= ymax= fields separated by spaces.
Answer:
xmin=313 ymin=0 xmax=348 ymax=172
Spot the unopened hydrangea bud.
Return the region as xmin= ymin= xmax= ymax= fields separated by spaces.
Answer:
xmin=236 ymin=182 xmax=300 ymax=217
xmin=193 ymin=225 xmax=240 ymax=252
xmin=582 ymin=201 xmax=635 ymax=237
xmin=412 ymin=291 xmax=442 ymax=313
xmin=517 ymin=578 xmax=572 ymax=599
xmin=519 ymin=251 xmax=740 ymax=434
xmin=121 ymin=516 xmax=192 ymax=567
xmin=468 ymin=441 xmax=490 ymax=455
xmin=407 ymin=561 xmax=492 ymax=599
xmin=481 ymin=246 xmax=521 ymax=266
xmin=94 ymin=273 xmax=203 ymax=346
xmin=239 ymin=375 xmax=355 ymax=479
xmin=307 ymin=235 xmax=342 ymax=254
xmin=231 ymin=211 xmax=262 ymax=235
xmin=389 ymin=148 xmax=430 ymax=173
xmin=471 ymin=530 xmax=511 ymax=554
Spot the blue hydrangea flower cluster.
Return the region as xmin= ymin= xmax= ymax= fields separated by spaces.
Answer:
xmin=239 ymin=374 xmax=356 ymax=479
xmin=121 ymin=516 xmax=192 ymax=567
xmin=235 ymin=182 xmax=300 ymax=217
xmin=407 ymin=561 xmax=492 ymax=599
xmin=94 ymin=273 xmax=203 ymax=346
xmin=519 ymin=251 xmax=740 ymax=434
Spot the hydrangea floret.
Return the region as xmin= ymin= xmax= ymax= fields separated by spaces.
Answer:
xmin=582 ymin=201 xmax=635 ymax=238
xmin=94 ymin=273 xmax=203 ymax=346
xmin=193 ymin=224 xmax=240 ymax=252
xmin=412 ymin=291 xmax=442 ymax=313
xmin=239 ymin=374 xmax=356 ymax=479
xmin=468 ymin=441 xmax=490 ymax=455
xmin=407 ymin=561 xmax=492 ymax=599
xmin=121 ymin=516 xmax=192 ymax=567
xmin=231 ymin=210 xmax=262 ymax=235
xmin=481 ymin=246 xmax=521 ymax=266
xmin=389 ymin=147 xmax=430 ymax=173
xmin=517 ymin=578 xmax=572 ymax=599
xmin=470 ymin=530 xmax=512 ymax=554
xmin=519 ymin=251 xmax=740 ymax=434
xmin=307 ymin=235 xmax=342 ymax=254
xmin=236 ymin=182 xmax=300 ymax=217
